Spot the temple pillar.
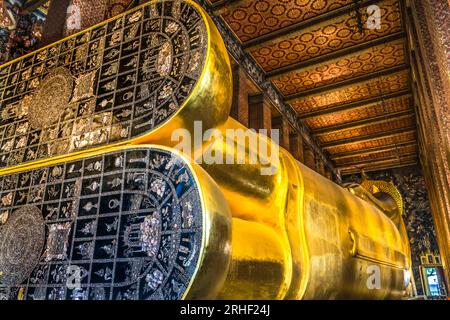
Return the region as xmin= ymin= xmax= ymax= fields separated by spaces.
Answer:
xmin=248 ymin=93 xmax=272 ymax=136
xmin=325 ymin=167 xmax=333 ymax=181
xmin=303 ymin=144 xmax=316 ymax=171
xmin=230 ymin=62 xmax=253 ymax=127
xmin=317 ymin=159 xmax=325 ymax=176
xmin=271 ymin=116 xmax=290 ymax=151
xmin=289 ymin=133 xmax=304 ymax=163
xmin=63 ymin=0 xmax=108 ymax=36
xmin=407 ymin=0 xmax=450 ymax=288
xmin=42 ymin=0 xmax=71 ymax=45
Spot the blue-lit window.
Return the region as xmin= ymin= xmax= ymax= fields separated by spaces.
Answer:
xmin=425 ymin=267 xmax=441 ymax=296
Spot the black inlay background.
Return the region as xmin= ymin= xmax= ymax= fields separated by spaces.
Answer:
xmin=0 ymin=0 xmax=207 ymax=169
xmin=0 ymin=148 xmax=203 ymax=300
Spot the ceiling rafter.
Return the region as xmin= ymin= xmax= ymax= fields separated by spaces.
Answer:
xmin=298 ymin=91 xmax=411 ymax=119
xmin=331 ymin=140 xmax=417 ymax=160
xmin=336 ymin=153 xmax=418 ymax=168
xmin=322 ymin=127 xmax=416 ymax=149
xmin=340 ymin=160 xmax=418 ymax=175
xmin=267 ymin=32 xmax=406 ymax=79
xmin=314 ymin=110 xmax=414 ymax=135
xmin=209 ymin=0 xmax=244 ymax=13
xmin=286 ymin=64 xmax=409 ymax=101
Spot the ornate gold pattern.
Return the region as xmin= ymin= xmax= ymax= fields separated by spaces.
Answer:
xmin=220 ymin=0 xmax=353 ymax=42
xmin=28 ymin=68 xmax=74 ymax=129
xmin=273 ymin=39 xmax=405 ymax=95
xmin=290 ymin=69 xmax=409 ymax=114
xmin=71 ymin=69 xmax=97 ymax=102
xmin=305 ymin=95 xmax=411 ymax=129
xmin=249 ymin=0 xmax=402 ymax=71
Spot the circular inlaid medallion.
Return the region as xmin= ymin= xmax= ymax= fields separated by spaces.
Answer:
xmin=0 ymin=205 xmax=45 ymax=286
xmin=28 ymin=67 xmax=74 ymax=129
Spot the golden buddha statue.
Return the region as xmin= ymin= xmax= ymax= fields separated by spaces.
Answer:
xmin=0 ymin=0 xmax=411 ymax=300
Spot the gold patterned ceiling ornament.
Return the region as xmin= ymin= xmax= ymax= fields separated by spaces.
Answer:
xmin=305 ymin=95 xmax=411 ymax=129
xmin=289 ymin=69 xmax=409 ymax=114
xmin=248 ymin=0 xmax=402 ymax=71
xmin=273 ymin=39 xmax=405 ymax=95
xmin=28 ymin=67 xmax=74 ymax=129
xmin=318 ymin=114 xmax=414 ymax=143
xmin=326 ymin=130 xmax=416 ymax=154
xmin=218 ymin=0 xmax=353 ymax=42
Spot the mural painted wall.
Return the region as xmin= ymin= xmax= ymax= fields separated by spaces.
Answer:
xmin=0 ymin=1 xmax=46 ymax=64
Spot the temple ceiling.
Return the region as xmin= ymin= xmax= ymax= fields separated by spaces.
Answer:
xmin=207 ymin=0 xmax=417 ymax=176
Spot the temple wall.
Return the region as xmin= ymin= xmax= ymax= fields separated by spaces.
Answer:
xmin=63 ymin=0 xmax=134 ymax=36
xmin=405 ymin=0 xmax=450 ymax=287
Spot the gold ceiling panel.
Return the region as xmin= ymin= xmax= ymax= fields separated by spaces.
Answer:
xmin=218 ymin=0 xmax=353 ymax=42
xmin=290 ymin=69 xmax=409 ymax=114
xmin=318 ymin=115 xmax=414 ymax=143
xmin=305 ymin=95 xmax=410 ymax=130
xmin=326 ymin=131 xmax=416 ymax=154
xmin=273 ymin=39 xmax=405 ymax=95
xmin=335 ymin=144 xmax=417 ymax=166
xmin=209 ymin=0 xmax=415 ymax=173
xmin=249 ymin=0 xmax=402 ymax=72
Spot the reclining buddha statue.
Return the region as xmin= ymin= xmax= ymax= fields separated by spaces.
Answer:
xmin=0 ymin=0 xmax=411 ymax=300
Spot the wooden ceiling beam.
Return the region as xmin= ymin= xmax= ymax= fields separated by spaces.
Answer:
xmin=210 ymin=0 xmax=245 ymax=13
xmin=336 ymin=153 xmax=418 ymax=169
xmin=322 ymin=127 xmax=416 ymax=149
xmin=286 ymin=64 xmax=409 ymax=101
xmin=331 ymin=140 xmax=417 ymax=160
xmin=242 ymin=0 xmax=381 ymax=49
xmin=298 ymin=91 xmax=411 ymax=119
xmin=314 ymin=110 xmax=415 ymax=135
xmin=340 ymin=160 xmax=418 ymax=175
xmin=267 ymin=32 xmax=406 ymax=79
